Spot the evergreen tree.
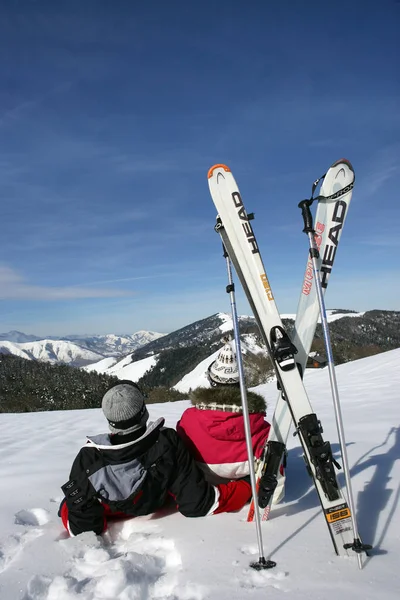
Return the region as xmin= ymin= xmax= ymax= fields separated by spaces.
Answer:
xmin=0 ymin=354 xmax=118 ymax=413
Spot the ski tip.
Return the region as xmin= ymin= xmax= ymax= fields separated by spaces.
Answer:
xmin=207 ymin=164 xmax=231 ymax=179
xmin=331 ymin=158 xmax=354 ymax=172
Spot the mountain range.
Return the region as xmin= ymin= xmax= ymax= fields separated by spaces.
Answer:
xmin=1 ymin=309 xmax=399 ymax=385
xmin=83 ymin=309 xmax=400 ymax=391
xmin=0 ymin=330 xmax=165 ymax=367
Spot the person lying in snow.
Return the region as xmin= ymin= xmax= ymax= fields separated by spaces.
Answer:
xmin=59 ymin=380 xmax=252 ymax=536
xmin=176 ymin=340 xmax=285 ymax=504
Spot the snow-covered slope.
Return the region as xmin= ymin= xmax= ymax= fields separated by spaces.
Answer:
xmin=0 ymin=341 xmax=33 ymax=360
xmin=173 ymin=347 xmax=221 ymax=392
xmin=0 ymin=349 xmax=399 ymax=600
xmin=280 ymin=309 xmax=365 ymax=322
xmin=83 ymin=356 xmax=118 ymax=372
xmin=83 ymin=352 xmax=158 ymax=381
xmin=325 ymin=309 xmax=366 ymax=322
xmin=87 ymin=334 xmax=267 ymax=389
xmin=106 ymin=353 xmax=158 ymax=381
xmin=173 ymin=338 xmax=267 ymax=394
xmin=216 ymin=311 xmax=252 ymax=332
xmin=0 ymin=339 xmax=105 ymax=367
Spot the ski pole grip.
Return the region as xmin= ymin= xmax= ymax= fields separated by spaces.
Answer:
xmin=298 ymin=199 xmax=314 ymax=234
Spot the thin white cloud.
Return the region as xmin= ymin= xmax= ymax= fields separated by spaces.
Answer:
xmin=0 ymin=265 xmax=133 ymax=301
xmin=363 ymin=165 xmax=399 ymax=197
xmin=0 ymin=81 xmax=73 ymax=130
xmin=358 ymin=144 xmax=400 ymax=198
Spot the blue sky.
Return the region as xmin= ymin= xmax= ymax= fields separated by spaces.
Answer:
xmin=1 ymin=0 xmax=399 ymax=336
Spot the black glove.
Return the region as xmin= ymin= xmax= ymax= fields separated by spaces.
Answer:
xmin=61 ymin=479 xmax=89 ymax=511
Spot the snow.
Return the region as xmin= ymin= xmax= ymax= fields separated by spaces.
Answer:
xmin=0 ymin=331 xmax=166 ymax=364
xmin=280 ymin=310 xmax=365 ymax=322
xmin=216 ymin=312 xmax=254 ymax=334
xmin=73 ymin=331 xmax=165 ymax=356
xmin=324 ymin=310 xmax=366 ymax=322
xmin=173 ymin=338 xmax=267 ymax=394
xmin=241 ymin=334 xmax=265 ymax=355
xmin=0 ymin=341 xmax=31 ymax=359
xmin=173 ymin=348 xmax=220 ymax=393
xmin=83 ymin=356 xmax=118 ymax=372
xmin=107 ymin=353 xmax=158 ymax=381
xmin=0 ymin=339 xmax=104 ymax=365
xmin=216 ymin=312 xmax=234 ymax=333
xmin=1 ymin=349 xmax=400 ymax=599
xmin=84 ymin=352 xmax=159 ymax=382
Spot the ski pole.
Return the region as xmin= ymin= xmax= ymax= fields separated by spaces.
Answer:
xmin=298 ymin=197 xmax=372 ymax=568
xmin=221 ymin=241 xmax=276 ymax=571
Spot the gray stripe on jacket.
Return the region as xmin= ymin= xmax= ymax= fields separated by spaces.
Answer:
xmin=88 ymin=458 xmax=146 ymax=502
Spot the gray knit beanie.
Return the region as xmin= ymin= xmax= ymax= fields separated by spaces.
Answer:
xmin=102 ymin=381 xmax=149 ymax=435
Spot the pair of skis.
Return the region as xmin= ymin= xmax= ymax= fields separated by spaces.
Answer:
xmin=208 ymin=160 xmax=370 ymax=564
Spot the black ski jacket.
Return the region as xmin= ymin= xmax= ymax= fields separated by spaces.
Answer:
xmin=59 ymin=418 xmax=218 ymax=536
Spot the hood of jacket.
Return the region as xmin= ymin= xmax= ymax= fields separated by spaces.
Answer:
xmin=190 ymin=386 xmax=267 ymax=414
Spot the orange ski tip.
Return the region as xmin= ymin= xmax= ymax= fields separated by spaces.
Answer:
xmin=207 ymin=164 xmax=231 ymax=178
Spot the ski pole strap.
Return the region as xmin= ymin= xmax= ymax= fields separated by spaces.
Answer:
xmin=308 ymin=170 xmax=353 ymax=205
xmin=297 ymin=172 xmax=327 ymax=234
xmin=298 ymin=172 xmax=354 ymax=237
xmin=314 ymin=181 xmax=354 ymax=203
xmin=221 ymin=243 xmax=235 ymax=293
xmin=298 ymin=198 xmax=315 ymax=234
xmin=311 ymin=173 xmax=326 ymax=198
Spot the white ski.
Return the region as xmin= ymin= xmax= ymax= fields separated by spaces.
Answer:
xmin=208 ymin=163 xmax=356 ymax=558
xmin=255 ymin=159 xmax=355 ymax=522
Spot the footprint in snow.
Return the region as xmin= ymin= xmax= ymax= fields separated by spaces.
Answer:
xmin=15 ymin=508 xmax=50 ymax=527
xmin=238 ymin=566 xmax=288 ymax=591
xmin=240 ymin=543 xmax=259 ymax=556
xmin=23 ymin=520 xmax=207 ymax=600
xmin=0 ymin=508 xmax=49 ymax=574
xmin=0 ymin=528 xmax=43 ymax=574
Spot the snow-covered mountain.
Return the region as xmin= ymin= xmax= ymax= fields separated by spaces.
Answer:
xmin=128 ymin=312 xmax=256 ymax=360
xmin=0 ymin=330 xmax=166 ymax=367
xmin=0 ymin=348 xmax=399 ymax=600
xmin=82 ymin=309 xmax=400 ymax=390
xmin=0 ymin=340 xmax=105 ymax=367
xmin=124 ymin=310 xmax=371 ymax=366
xmin=2 ymin=310 xmax=399 ymax=381
xmin=82 ymin=310 xmax=347 ymax=382
xmin=80 ymin=313 xmax=249 ymax=379
xmin=62 ymin=331 xmax=165 ymax=357
xmin=82 ymin=313 xmax=264 ymax=383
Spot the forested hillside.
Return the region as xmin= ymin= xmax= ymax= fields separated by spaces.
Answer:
xmin=0 ymin=354 xmax=118 ymax=413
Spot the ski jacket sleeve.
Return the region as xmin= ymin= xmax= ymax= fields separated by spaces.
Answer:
xmin=165 ymin=429 xmax=251 ymax=516
xmin=166 ymin=429 xmax=218 ymax=516
xmin=59 ymin=449 xmax=106 ymax=536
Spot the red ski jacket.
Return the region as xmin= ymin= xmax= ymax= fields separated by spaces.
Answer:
xmin=177 ymin=407 xmax=270 ymax=481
